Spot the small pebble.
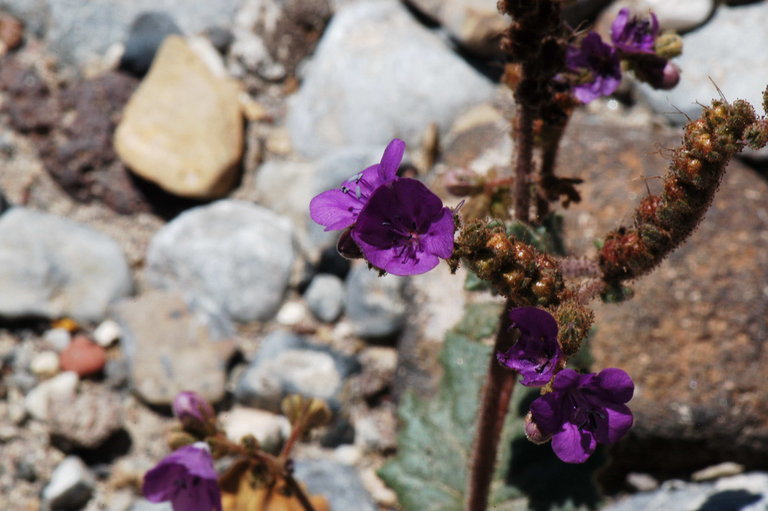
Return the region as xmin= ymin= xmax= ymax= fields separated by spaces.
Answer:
xmin=0 ymin=13 xmax=24 ymax=54
xmin=42 ymin=456 xmax=95 ymax=510
xmin=220 ymin=406 xmax=290 ymax=452
xmin=44 ymin=328 xmax=72 ymax=352
xmin=305 ymin=274 xmax=345 ymax=323
xmin=333 ymin=444 xmax=362 ymax=465
xmin=59 ymin=334 xmax=107 ymax=377
xmin=626 ymin=472 xmax=659 ymax=492
xmin=692 ymin=462 xmax=745 ymax=482
xmin=29 ymin=351 xmax=60 ymax=377
xmin=24 ymin=371 xmax=78 ymax=421
xmin=276 ymin=301 xmax=308 ymax=326
xmin=93 ymin=319 xmax=121 ymax=347
xmin=360 ymin=467 xmax=398 ymax=507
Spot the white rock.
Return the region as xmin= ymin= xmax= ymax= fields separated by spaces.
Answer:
xmin=43 ymin=328 xmax=72 ymax=352
xmin=636 ymin=3 xmax=768 ymax=125
xmin=0 ymin=208 xmax=133 ymax=322
xmin=276 ymin=301 xmax=309 ymax=326
xmin=334 ymin=444 xmax=363 ymax=465
xmin=24 ymin=371 xmax=79 ymax=421
xmin=220 ymin=406 xmax=291 ymax=450
xmin=287 ymin=0 xmax=494 ymax=158
xmin=42 ymin=456 xmax=95 ymax=509
xmin=93 ymin=319 xmax=122 ymax=347
xmin=147 ymin=200 xmax=295 ymax=323
xmin=29 ymin=351 xmax=60 ymax=377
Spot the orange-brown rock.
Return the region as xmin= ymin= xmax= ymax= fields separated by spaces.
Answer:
xmin=59 ymin=334 xmax=107 ymax=377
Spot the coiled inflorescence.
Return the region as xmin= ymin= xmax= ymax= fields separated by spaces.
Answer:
xmin=599 ymin=98 xmax=764 ymax=282
xmin=453 ymin=220 xmax=565 ymax=307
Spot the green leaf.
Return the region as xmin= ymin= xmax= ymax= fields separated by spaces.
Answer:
xmin=380 ymin=307 xmax=602 ymax=511
xmin=508 ymin=214 xmax=566 ymax=256
xmin=452 ymin=302 xmax=503 ymax=341
xmin=464 ymin=270 xmax=491 ymax=292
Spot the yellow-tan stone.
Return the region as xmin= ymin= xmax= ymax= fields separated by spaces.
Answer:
xmin=115 ymin=36 xmax=243 ymax=198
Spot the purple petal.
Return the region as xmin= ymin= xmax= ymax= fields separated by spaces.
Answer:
xmin=309 ymin=189 xmax=361 ymax=231
xmin=509 ymin=307 xmax=558 ymax=342
xmin=551 ymin=422 xmax=597 ymax=464
xmin=421 ymin=208 xmax=455 ymax=259
xmin=170 ymin=479 xmax=222 ymax=511
xmin=529 ymin=393 xmax=565 ymax=437
xmin=143 ymin=444 xmax=219 ymax=508
xmin=352 ymin=178 xmax=453 ymax=276
xmin=361 ymin=242 xmax=441 ymax=276
xmin=610 ymin=8 xmax=630 ymax=46
xmin=551 ymin=368 xmax=585 ymax=392
xmin=499 ymin=353 xmax=554 ymax=386
xmin=378 ymin=138 xmax=406 ymax=182
xmin=144 ymin=464 xmax=187 ymax=502
xmin=593 ymin=402 xmax=634 ymax=444
xmin=595 ymin=368 xmax=634 ymax=403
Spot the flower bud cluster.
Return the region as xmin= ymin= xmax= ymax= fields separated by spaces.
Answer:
xmin=453 ymin=221 xmax=565 ymax=307
xmin=600 ymin=98 xmax=763 ymax=282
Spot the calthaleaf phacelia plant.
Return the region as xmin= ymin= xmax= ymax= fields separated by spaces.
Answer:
xmin=141 ymin=2 xmax=768 ymax=510
xmin=308 ymin=2 xmax=768 ymax=511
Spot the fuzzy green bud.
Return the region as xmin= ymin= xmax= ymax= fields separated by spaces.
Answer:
xmin=654 ymin=32 xmax=682 ymax=59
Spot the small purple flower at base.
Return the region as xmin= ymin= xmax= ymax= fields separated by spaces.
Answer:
xmin=611 ymin=8 xmax=659 ymax=55
xmin=528 ymin=368 xmax=634 ymax=464
xmin=566 ymin=32 xmax=622 ymax=103
xmin=143 ymin=443 xmax=222 ymax=511
xmin=496 ymin=307 xmax=563 ymax=386
xmin=309 ymin=138 xmax=405 ymax=231
xmin=351 ymin=178 xmax=455 ymax=276
xmin=173 ymin=391 xmax=215 ymax=433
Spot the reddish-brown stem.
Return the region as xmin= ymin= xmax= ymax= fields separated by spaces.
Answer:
xmin=280 ymin=420 xmax=305 ymax=461
xmin=284 ymin=471 xmax=318 ymax=511
xmin=465 ymin=302 xmax=517 ymax=511
xmin=535 ymin=124 xmax=564 ymax=219
xmin=513 ymin=104 xmax=535 ymax=222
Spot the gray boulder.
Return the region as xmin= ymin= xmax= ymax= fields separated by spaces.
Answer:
xmin=0 ymin=207 xmax=132 ymax=322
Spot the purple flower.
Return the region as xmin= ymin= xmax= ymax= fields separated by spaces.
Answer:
xmin=143 ymin=443 xmax=222 ymax=511
xmin=611 ymin=8 xmax=659 ymax=55
xmin=496 ymin=307 xmax=562 ymax=386
xmin=351 ymin=178 xmax=455 ymax=276
xmin=566 ymin=32 xmax=621 ymax=103
xmin=529 ymin=368 xmax=634 ymax=464
xmin=309 ymin=138 xmax=405 ymax=231
xmin=173 ymin=391 xmax=216 ymax=433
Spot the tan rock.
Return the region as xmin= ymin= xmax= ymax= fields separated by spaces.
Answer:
xmin=115 ymin=35 xmax=243 ymax=199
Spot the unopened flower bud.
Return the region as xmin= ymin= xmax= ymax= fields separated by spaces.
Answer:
xmin=658 ymin=61 xmax=680 ymax=90
xmin=281 ymin=394 xmax=332 ymax=431
xmin=336 ymin=229 xmax=363 ymax=260
xmin=167 ymin=430 xmax=197 ymax=450
xmin=631 ymin=58 xmax=679 ymax=91
xmin=172 ymin=391 xmax=216 ymax=435
xmin=654 ymin=32 xmax=682 ymax=60
xmin=524 ymin=411 xmax=552 ymax=445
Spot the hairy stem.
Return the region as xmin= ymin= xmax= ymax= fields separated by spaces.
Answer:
xmin=284 ymin=471 xmax=318 ymax=511
xmin=513 ymin=104 xmax=535 ymax=222
xmin=465 ymin=302 xmax=517 ymax=511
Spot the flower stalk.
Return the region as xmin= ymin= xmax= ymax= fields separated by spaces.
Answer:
xmin=465 ymin=301 xmax=517 ymax=511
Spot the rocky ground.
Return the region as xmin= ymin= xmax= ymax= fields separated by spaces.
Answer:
xmin=0 ymin=0 xmax=768 ymax=510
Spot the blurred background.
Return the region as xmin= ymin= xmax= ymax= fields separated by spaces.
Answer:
xmin=0 ymin=0 xmax=766 ymax=509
